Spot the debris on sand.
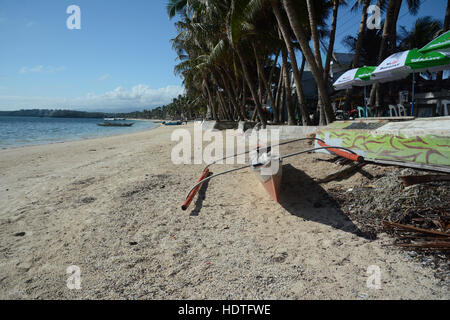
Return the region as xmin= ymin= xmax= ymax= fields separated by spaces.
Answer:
xmin=328 ymin=167 xmax=449 ymax=281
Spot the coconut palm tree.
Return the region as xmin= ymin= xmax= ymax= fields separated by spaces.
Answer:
xmin=398 ymin=16 xmax=443 ymax=50
xmin=282 ymin=0 xmax=336 ymax=124
xmin=342 ymin=26 xmax=383 ymax=66
xmin=368 ymin=0 xmax=422 ymax=109
xmin=270 ymin=0 xmax=311 ymax=125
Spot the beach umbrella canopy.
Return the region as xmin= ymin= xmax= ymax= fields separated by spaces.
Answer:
xmin=372 ymin=49 xmax=450 ymax=116
xmin=419 ymin=30 xmax=450 ymax=55
xmin=333 ymin=66 xmax=377 ymax=90
xmin=372 ymin=49 xmax=450 ymax=81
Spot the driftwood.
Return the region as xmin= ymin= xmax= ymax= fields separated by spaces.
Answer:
xmin=383 ymin=221 xmax=450 ymax=238
xmin=383 ymin=220 xmax=450 ymax=251
xmin=399 ymin=175 xmax=450 ymax=187
xmin=395 ymin=242 xmax=450 ymax=250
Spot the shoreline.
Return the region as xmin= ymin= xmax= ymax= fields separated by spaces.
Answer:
xmin=0 ymin=119 xmax=161 ymax=151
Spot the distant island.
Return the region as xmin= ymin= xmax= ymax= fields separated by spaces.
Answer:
xmin=0 ymin=103 xmax=193 ymax=121
xmin=0 ymin=109 xmax=108 ymax=119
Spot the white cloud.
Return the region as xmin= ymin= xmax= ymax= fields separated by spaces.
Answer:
xmin=98 ymin=74 xmax=111 ymax=81
xmin=25 ymin=21 xmax=35 ymax=28
xmin=19 ymin=65 xmax=66 ymax=74
xmin=0 ymin=84 xmax=185 ymax=112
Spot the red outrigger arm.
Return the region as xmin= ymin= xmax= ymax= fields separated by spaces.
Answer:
xmin=317 ymin=140 xmax=364 ymax=163
xmin=182 ymin=168 xmax=210 ymax=211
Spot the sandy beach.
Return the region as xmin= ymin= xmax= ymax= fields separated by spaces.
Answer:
xmin=0 ymin=123 xmax=447 ymax=300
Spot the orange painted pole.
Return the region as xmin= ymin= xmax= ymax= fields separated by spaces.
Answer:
xmin=317 ymin=140 xmax=364 ymax=163
xmin=182 ymin=168 xmax=210 ymax=211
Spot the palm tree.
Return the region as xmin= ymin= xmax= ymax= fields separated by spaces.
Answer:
xmin=282 ymin=0 xmax=335 ymax=124
xmin=343 ymin=0 xmax=373 ymax=107
xmin=368 ymin=0 xmax=422 ymax=109
xmin=343 ymin=27 xmax=383 ymax=66
xmin=324 ymin=0 xmax=345 ymax=78
xmin=398 ymin=16 xmax=442 ymax=50
xmin=351 ymin=0 xmax=373 ymax=68
xmin=229 ymin=0 xmax=270 ymax=125
xmin=270 ymin=0 xmax=311 ymax=125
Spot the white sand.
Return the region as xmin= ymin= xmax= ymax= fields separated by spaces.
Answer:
xmin=0 ymin=123 xmax=447 ymax=299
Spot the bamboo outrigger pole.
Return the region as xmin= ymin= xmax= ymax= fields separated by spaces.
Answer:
xmin=181 ymin=138 xmax=364 ymax=211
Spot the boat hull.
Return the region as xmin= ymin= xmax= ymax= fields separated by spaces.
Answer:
xmin=97 ymin=122 xmax=134 ymax=127
xmin=252 ymin=158 xmax=283 ymax=203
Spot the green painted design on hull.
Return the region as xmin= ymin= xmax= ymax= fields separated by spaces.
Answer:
xmin=316 ymin=129 xmax=450 ymax=167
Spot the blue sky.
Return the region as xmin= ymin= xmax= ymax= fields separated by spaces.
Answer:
xmin=0 ymin=0 xmax=447 ymax=112
xmin=0 ymin=0 xmax=184 ymax=112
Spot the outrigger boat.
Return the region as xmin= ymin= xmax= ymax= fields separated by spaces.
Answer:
xmin=163 ymin=121 xmax=183 ymax=126
xmin=182 ymin=138 xmax=363 ymax=211
xmin=97 ymin=121 xmax=134 ymax=127
xmin=250 ymin=146 xmax=283 ymax=202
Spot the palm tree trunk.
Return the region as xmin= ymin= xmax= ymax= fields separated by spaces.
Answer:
xmin=297 ymin=55 xmax=308 ymax=124
xmin=324 ymin=0 xmax=340 ymax=78
xmin=274 ymin=63 xmax=284 ymax=122
xmin=266 ymin=48 xmax=281 ymax=98
xmin=212 ymin=72 xmax=232 ymax=120
xmin=220 ymin=70 xmax=242 ymax=120
xmin=279 ymin=72 xmax=286 ymax=123
xmin=241 ymin=77 xmax=248 ymax=120
xmin=253 ymin=44 xmax=277 ymax=124
xmin=281 ymin=47 xmax=296 ymax=125
xmin=204 ymin=77 xmax=217 ymax=121
xmin=271 ymin=2 xmax=310 ymax=125
xmin=306 ymin=0 xmax=323 ymax=70
xmin=236 ymin=44 xmax=267 ymax=125
xmin=282 ymin=0 xmax=335 ymax=124
xmin=344 ymin=0 xmax=371 ymax=107
xmin=368 ymin=0 xmax=398 ymax=108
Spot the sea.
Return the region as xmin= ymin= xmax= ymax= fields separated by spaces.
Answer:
xmin=0 ymin=116 xmax=159 ymax=149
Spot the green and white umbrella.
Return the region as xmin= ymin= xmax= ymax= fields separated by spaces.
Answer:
xmin=372 ymin=49 xmax=450 ymax=115
xmin=419 ymin=30 xmax=450 ymax=56
xmin=372 ymin=49 xmax=450 ymax=80
xmin=333 ymin=66 xmax=379 ymax=117
xmin=333 ymin=66 xmax=377 ymax=90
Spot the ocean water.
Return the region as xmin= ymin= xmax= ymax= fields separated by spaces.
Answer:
xmin=0 ymin=116 xmax=159 ymax=149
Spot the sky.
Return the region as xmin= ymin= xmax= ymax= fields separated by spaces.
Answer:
xmin=0 ymin=0 xmax=448 ymax=112
xmin=0 ymin=0 xmax=184 ymax=112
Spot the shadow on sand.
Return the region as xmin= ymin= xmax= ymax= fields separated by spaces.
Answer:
xmin=279 ymin=164 xmax=373 ymax=239
xmin=189 ymin=171 xmax=213 ymax=217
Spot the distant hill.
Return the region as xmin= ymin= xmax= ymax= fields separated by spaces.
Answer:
xmin=0 ymin=109 xmax=108 ymax=118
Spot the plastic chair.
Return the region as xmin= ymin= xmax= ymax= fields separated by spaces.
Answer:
xmin=441 ymin=100 xmax=450 ymax=116
xmin=397 ymin=104 xmax=407 ymax=117
xmin=357 ymin=106 xmax=372 ymax=118
xmin=389 ymin=105 xmax=398 ymax=117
